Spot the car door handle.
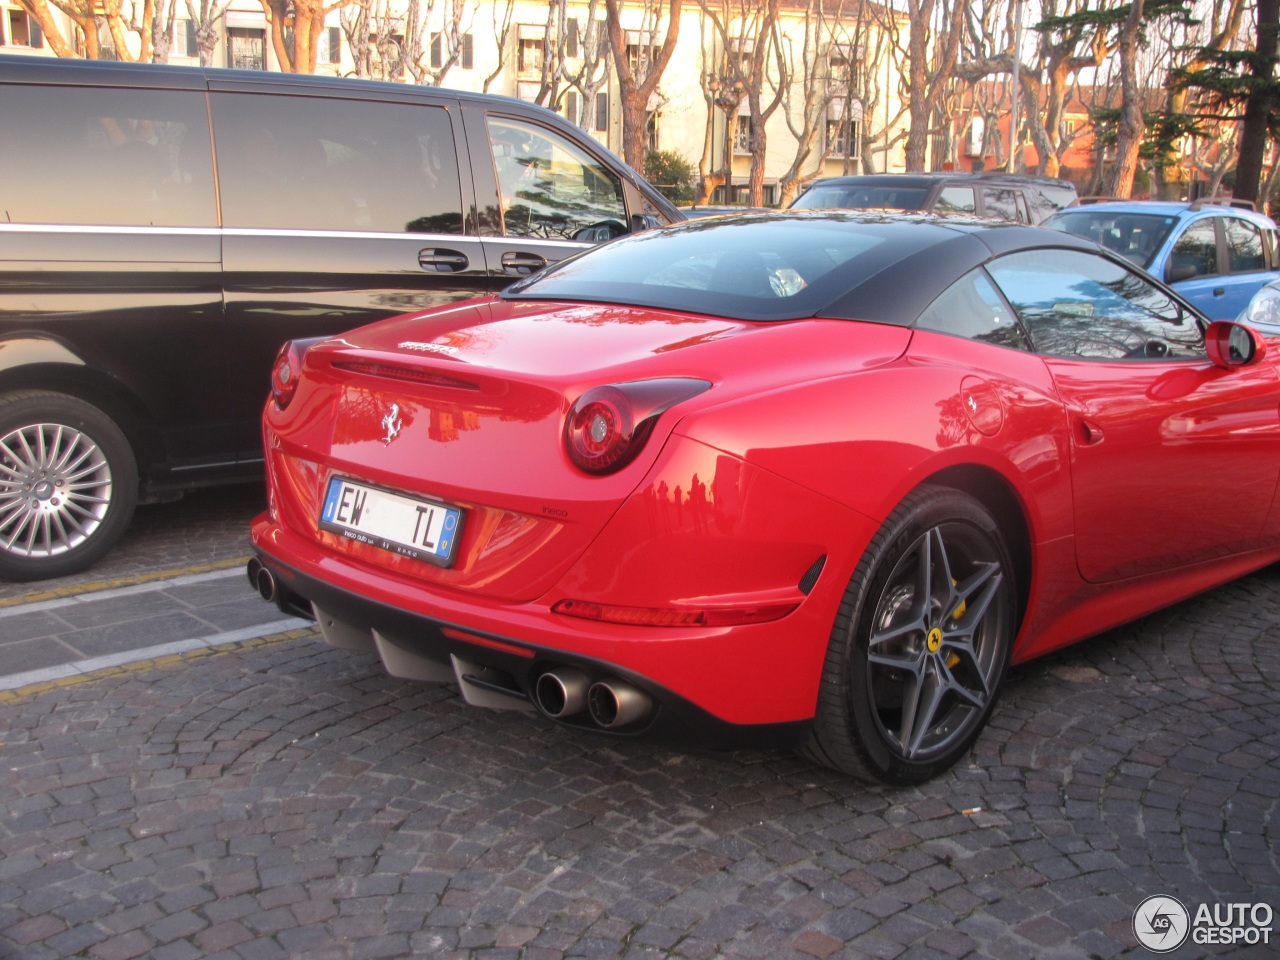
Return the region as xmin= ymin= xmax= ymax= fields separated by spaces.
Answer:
xmin=1213 ymin=287 xmax=1225 ymax=296
xmin=1077 ymin=419 xmax=1105 ymax=445
xmin=501 ymin=252 xmax=547 ymax=276
xmin=418 ymin=249 xmax=469 ymax=273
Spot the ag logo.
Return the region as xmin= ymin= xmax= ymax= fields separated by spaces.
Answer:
xmin=1133 ymin=895 xmax=1190 ymax=952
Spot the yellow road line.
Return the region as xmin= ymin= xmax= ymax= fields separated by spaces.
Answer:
xmin=0 ymin=626 xmax=317 ymax=703
xmin=0 ymin=556 xmax=251 ymax=609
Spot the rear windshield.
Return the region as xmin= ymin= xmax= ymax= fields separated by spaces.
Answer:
xmin=503 ymin=215 xmax=910 ymax=321
xmin=1042 ymin=211 xmax=1176 ymax=270
xmin=791 ymin=184 xmax=930 ymax=211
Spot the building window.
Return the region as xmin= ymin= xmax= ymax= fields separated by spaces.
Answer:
xmin=431 ymin=32 xmax=473 ymax=69
xmin=6 ymin=8 xmax=43 ymax=47
xmin=564 ymin=91 xmax=580 ymax=126
xmin=371 ymin=28 xmax=405 ymax=79
xmin=734 ymin=115 xmax=752 ymax=155
xmin=625 ymin=30 xmax=656 ymax=77
xmin=518 ymin=26 xmax=544 ymax=76
xmin=319 ymin=25 xmax=340 ymax=64
xmin=826 ymin=117 xmax=859 ymax=158
xmin=595 ymin=91 xmax=609 ymax=132
xmin=227 ymin=27 xmax=265 ymax=70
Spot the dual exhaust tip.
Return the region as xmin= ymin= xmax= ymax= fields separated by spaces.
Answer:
xmin=246 ymin=557 xmax=277 ymax=604
xmin=535 ymin=668 xmax=652 ymax=729
xmin=248 ymin=559 xmax=651 ymax=729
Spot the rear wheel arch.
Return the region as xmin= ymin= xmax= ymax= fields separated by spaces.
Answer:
xmin=923 ymin=463 xmax=1032 ymax=626
xmin=0 ymin=359 xmax=157 ymax=480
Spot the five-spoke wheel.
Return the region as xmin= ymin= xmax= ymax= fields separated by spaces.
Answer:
xmin=807 ymin=485 xmax=1017 ymax=784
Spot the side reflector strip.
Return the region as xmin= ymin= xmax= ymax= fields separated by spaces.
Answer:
xmin=552 ymin=598 xmax=798 ymax=628
xmin=441 ymin=627 xmax=535 ymax=658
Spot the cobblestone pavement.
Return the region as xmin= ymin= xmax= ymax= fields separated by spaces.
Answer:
xmin=2 ymin=562 xmax=1278 ymax=959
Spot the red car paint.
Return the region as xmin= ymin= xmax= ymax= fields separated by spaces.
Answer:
xmin=249 ymin=212 xmax=1280 ymax=782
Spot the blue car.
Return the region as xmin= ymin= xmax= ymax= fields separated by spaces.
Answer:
xmin=1043 ymin=199 xmax=1280 ymax=320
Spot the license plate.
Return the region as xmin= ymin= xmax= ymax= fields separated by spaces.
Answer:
xmin=320 ymin=476 xmax=463 ymax=567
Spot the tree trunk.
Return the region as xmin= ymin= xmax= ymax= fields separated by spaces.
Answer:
xmin=1234 ymin=0 xmax=1279 ymax=205
xmin=1104 ymin=0 xmax=1145 ymax=197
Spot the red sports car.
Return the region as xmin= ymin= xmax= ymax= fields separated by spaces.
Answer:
xmin=248 ymin=211 xmax=1276 ymax=784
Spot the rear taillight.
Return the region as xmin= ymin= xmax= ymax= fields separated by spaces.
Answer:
xmin=270 ymin=337 xmax=326 ymax=410
xmin=564 ymin=378 xmax=710 ymax=475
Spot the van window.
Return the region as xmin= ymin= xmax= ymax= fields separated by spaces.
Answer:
xmin=212 ymin=93 xmax=463 ymax=234
xmin=487 ymin=117 xmax=625 ymax=241
xmin=934 ymin=186 xmax=976 ymax=215
xmin=981 ymin=188 xmax=1027 ymax=223
xmin=0 ymin=84 xmax=216 ymax=227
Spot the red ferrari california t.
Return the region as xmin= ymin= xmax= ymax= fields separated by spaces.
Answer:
xmin=248 ymin=211 xmax=1278 ymax=784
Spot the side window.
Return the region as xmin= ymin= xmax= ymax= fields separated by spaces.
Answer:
xmin=0 ymin=84 xmax=215 ymax=227
xmin=933 ymin=186 xmax=976 ymax=215
xmin=981 ymin=188 xmax=1024 ymax=223
xmin=211 ymin=94 xmax=463 ymax=234
xmin=487 ymin=117 xmax=625 ymax=241
xmin=1224 ymin=218 xmax=1265 ymax=273
xmin=1167 ymin=219 xmax=1218 ymax=280
xmin=916 ymin=268 xmax=1031 ymax=351
xmin=987 ymin=249 xmax=1206 ymax=361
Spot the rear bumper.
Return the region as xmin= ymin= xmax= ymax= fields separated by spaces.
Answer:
xmin=250 ymin=513 xmax=814 ymax=752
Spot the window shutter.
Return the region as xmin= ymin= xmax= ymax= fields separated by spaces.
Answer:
xmin=462 ymin=33 xmax=473 ymax=69
xmin=185 ymin=20 xmax=197 ymax=56
xmin=595 ymin=92 xmax=609 ymax=131
xmin=567 ymin=20 xmax=579 ymax=58
xmin=430 ymin=33 xmax=441 ymax=68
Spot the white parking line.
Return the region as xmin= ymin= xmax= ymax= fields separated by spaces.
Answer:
xmin=0 ymin=566 xmax=246 ymax=619
xmin=2 ymin=566 xmax=314 ymax=692
xmin=0 ymin=616 xmax=312 ymax=691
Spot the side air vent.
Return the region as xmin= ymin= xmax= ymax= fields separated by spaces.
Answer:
xmin=798 ymin=555 xmax=826 ymax=595
xmin=332 ymin=360 xmax=480 ymax=391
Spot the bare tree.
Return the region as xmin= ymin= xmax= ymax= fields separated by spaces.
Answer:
xmin=399 ymin=0 xmax=477 ymax=86
xmin=1104 ymin=0 xmax=1145 ymax=195
xmin=900 ymin=0 xmax=966 ymax=170
xmin=258 ymin=0 xmax=357 ymax=73
xmin=181 ymin=0 xmax=230 ymax=65
xmin=481 ymin=0 xmax=516 ymax=92
xmin=604 ymin=0 xmax=683 ymax=170
xmin=564 ymin=7 xmax=613 ymax=131
xmin=696 ymin=0 xmax=785 ymax=206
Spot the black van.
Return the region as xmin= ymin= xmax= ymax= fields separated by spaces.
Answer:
xmin=789 ymin=172 xmax=1077 ymax=224
xmin=0 ymin=55 xmax=680 ymax=581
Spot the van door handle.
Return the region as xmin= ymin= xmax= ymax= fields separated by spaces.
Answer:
xmin=418 ymin=249 xmax=469 ymax=273
xmin=501 ymin=252 xmax=547 ymax=276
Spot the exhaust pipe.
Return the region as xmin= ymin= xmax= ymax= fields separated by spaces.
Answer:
xmin=246 ymin=558 xmax=278 ymax=604
xmin=587 ymin=679 xmax=652 ymax=729
xmin=535 ymin=668 xmax=590 ymax=718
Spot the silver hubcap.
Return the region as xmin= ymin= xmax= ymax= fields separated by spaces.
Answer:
xmin=0 ymin=421 xmax=113 ymax=559
xmin=866 ymin=524 xmax=1007 ymax=761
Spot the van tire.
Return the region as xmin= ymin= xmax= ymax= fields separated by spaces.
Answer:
xmin=0 ymin=390 xmax=138 ymax=581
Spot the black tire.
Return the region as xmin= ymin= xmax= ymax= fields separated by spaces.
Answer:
xmin=804 ymin=485 xmax=1017 ymax=785
xmin=0 ymin=390 xmax=138 ymax=581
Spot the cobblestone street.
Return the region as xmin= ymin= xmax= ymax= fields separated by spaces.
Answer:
xmin=1 ymin=554 xmax=1277 ymax=958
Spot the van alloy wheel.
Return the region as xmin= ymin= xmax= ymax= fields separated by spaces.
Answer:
xmin=0 ymin=391 xmax=138 ymax=581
